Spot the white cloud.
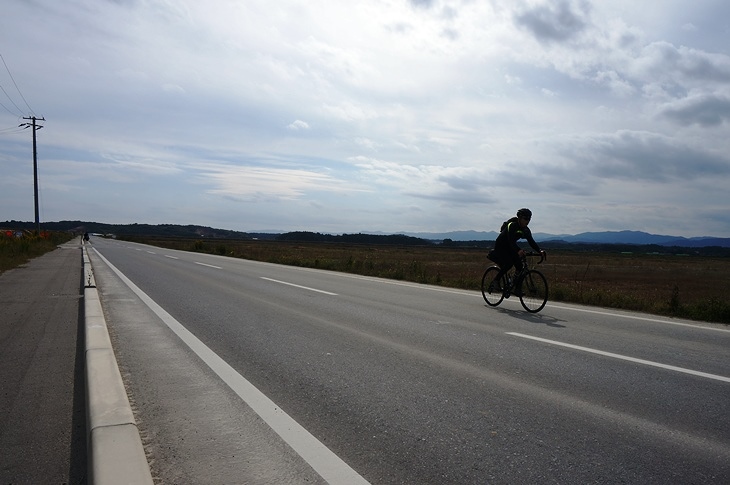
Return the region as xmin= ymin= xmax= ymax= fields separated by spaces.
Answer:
xmin=287 ymin=120 xmax=310 ymax=131
xmin=198 ymin=163 xmax=360 ymax=202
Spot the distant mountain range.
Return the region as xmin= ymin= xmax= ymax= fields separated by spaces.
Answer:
xmin=372 ymin=230 xmax=730 ymax=248
xmin=3 ymin=220 xmax=729 ymax=248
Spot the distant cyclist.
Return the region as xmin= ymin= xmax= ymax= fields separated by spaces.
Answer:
xmin=488 ymin=208 xmax=546 ymax=294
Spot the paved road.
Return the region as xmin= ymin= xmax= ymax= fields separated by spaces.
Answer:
xmin=89 ymin=237 xmax=730 ymax=484
xmin=0 ymin=238 xmax=86 ymax=485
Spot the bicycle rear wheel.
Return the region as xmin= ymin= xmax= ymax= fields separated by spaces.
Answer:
xmin=481 ymin=266 xmax=504 ymax=306
xmin=518 ymin=270 xmax=548 ymax=313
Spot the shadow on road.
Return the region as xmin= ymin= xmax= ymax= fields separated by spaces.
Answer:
xmin=490 ymin=306 xmax=567 ymax=328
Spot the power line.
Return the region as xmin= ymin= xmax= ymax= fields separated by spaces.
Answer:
xmin=0 ymin=52 xmax=35 ymax=116
xmin=0 ymin=123 xmax=27 ymax=135
xmin=0 ymin=87 xmax=24 ymax=116
xmin=1 ymin=52 xmax=45 ymax=232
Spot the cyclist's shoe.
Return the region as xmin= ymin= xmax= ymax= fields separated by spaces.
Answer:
xmin=502 ymin=288 xmax=511 ymax=298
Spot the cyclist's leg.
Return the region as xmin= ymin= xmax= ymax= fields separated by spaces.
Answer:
xmin=507 ymin=252 xmax=522 ymax=280
xmin=496 ymin=253 xmax=521 ymax=296
xmin=512 ymin=254 xmax=532 ymax=296
xmin=491 ymin=252 xmax=512 ymax=284
xmin=512 ymin=252 xmax=525 ymax=274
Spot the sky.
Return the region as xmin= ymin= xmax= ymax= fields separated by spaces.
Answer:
xmin=1 ymin=0 xmax=729 ymax=238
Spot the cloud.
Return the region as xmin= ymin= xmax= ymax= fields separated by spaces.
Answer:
xmin=353 ymin=157 xmax=497 ymax=205
xmin=100 ymin=153 xmax=184 ymax=176
xmin=658 ymin=94 xmax=730 ymax=127
xmin=631 ymin=42 xmax=730 ymax=87
xmin=287 ymin=120 xmax=310 ymax=131
xmin=555 ymin=130 xmax=730 ymax=182
xmin=409 ymin=0 xmax=436 ymax=9
xmin=198 ymin=163 xmax=359 ymax=202
xmin=513 ymin=0 xmax=590 ymax=43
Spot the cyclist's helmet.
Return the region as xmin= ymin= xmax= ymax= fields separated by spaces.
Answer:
xmin=517 ymin=208 xmax=532 ymax=219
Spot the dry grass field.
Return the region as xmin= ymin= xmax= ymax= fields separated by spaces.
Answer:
xmin=132 ymin=237 xmax=729 ymax=324
xmin=0 ymin=231 xmax=75 ymax=273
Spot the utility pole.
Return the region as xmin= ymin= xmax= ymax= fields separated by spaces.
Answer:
xmin=20 ymin=116 xmax=44 ymax=235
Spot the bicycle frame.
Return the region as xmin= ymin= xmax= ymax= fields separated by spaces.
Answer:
xmin=509 ymin=252 xmax=545 ymax=285
xmin=481 ymin=251 xmax=548 ymax=313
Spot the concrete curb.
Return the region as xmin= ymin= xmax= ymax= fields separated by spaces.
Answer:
xmin=83 ymin=246 xmax=154 ymax=485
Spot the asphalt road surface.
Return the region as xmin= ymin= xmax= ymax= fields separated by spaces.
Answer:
xmin=88 ymin=237 xmax=730 ymax=484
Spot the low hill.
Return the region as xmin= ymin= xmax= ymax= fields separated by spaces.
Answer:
xmin=1 ymin=220 xmax=250 ymax=239
xmin=3 ymin=221 xmax=729 ymax=252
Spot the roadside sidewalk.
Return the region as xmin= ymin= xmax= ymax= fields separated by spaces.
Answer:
xmin=0 ymin=238 xmax=87 ymax=484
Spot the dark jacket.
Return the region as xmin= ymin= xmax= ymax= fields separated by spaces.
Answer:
xmin=494 ymin=217 xmax=541 ymax=255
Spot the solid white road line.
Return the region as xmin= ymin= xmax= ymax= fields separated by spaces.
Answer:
xmin=92 ymin=248 xmax=369 ymax=485
xmin=261 ymin=277 xmax=338 ymax=296
xmin=507 ymin=332 xmax=730 ymax=383
xmin=545 ymin=303 xmax=730 ymax=332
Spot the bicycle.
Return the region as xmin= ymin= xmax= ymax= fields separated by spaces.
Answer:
xmin=481 ymin=252 xmax=548 ymax=313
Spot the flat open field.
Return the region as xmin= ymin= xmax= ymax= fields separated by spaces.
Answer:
xmin=0 ymin=232 xmax=75 ymax=273
xmin=128 ymin=237 xmax=729 ymax=324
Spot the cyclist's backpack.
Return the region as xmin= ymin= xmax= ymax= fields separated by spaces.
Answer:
xmin=500 ymin=217 xmax=518 ymax=234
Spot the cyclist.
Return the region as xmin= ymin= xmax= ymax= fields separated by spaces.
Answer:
xmin=488 ymin=208 xmax=546 ymax=295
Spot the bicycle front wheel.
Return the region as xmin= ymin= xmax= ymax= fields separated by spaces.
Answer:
xmin=481 ymin=266 xmax=504 ymax=307
xmin=518 ymin=270 xmax=548 ymax=313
